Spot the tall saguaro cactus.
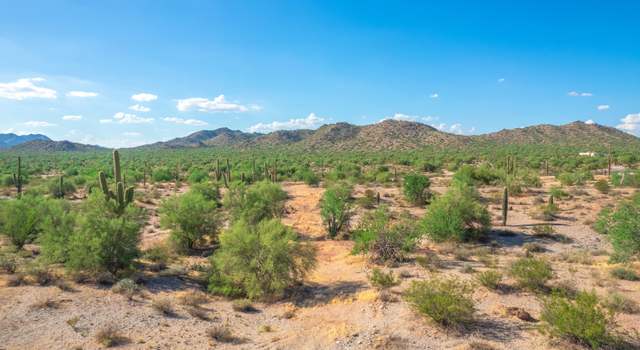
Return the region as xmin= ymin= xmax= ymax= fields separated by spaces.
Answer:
xmin=99 ymin=150 xmax=134 ymax=212
xmin=13 ymin=156 xmax=22 ymax=198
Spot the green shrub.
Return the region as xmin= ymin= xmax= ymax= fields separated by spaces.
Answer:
xmin=320 ymin=183 xmax=352 ymax=238
xmin=160 ymin=191 xmax=219 ymax=252
xmin=594 ymin=179 xmax=610 ymax=194
xmin=593 ymin=194 xmax=640 ymax=261
xmin=187 ymin=168 xmax=209 ymax=184
xmin=356 ymin=189 xmax=377 ymax=209
xmin=224 ymin=181 xmax=288 ymax=225
xmin=208 ymin=219 xmax=316 ymax=300
xmin=48 ymin=178 xmax=76 ymax=198
xmin=152 ymin=167 xmax=173 ymax=182
xmin=0 ymin=195 xmax=46 ymax=247
xmin=549 ymin=186 xmax=569 ymax=200
xmin=557 ymin=171 xmax=593 ymax=186
xmin=369 ymin=268 xmax=398 ymax=289
xmin=402 ymin=173 xmax=430 ymax=205
xmin=509 ymin=257 xmax=552 ymax=291
xmin=300 ymin=169 xmax=320 ymax=186
xmin=351 ymin=207 xmax=419 ymax=263
xmin=476 ymin=270 xmax=502 ymax=290
xmin=403 ymin=277 xmax=475 ymax=327
xmin=610 ymin=267 xmax=639 ymax=281
xmin=541 ymin=291 xmax=614 ymax=349
xmin=64 ymin=193 xmax=145 ymax=273
xmin=39 ymin=200 xmax=76 ymax=263
xmin=604 ymin=292 xmax=639 ymax=314
xmin=189 ymin=182 xmax=220 ymax=202
xmin=420 ymin=183 xmax=490 ymax=242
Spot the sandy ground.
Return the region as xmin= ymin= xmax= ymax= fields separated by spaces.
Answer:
xmin=1 ymin=176 xmax=639 ymax=349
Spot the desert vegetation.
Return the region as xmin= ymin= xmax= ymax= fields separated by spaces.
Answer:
xmin=1 ymin=144 xmax=639 ymax=349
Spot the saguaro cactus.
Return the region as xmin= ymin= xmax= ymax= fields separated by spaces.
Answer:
xmin=12 ymin=156 xmax=22 ymax=198
xmin=501 ymin=187 xmax=508 ymax=226
xmin=98 ymin=150 xmax=134 ymax=212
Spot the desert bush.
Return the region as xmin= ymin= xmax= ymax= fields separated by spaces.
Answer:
xmin=541 ymin=291 xmax=614 ymax=349
xmin=224 ymin=181 xmax=288 ymax=225
xmin=47 ymin=177 xmax=75 ymax=198
xmin=152 ymin=167 xmax=173 ymax=182
xmin=593 ymin=193 xmax=640 ymax=261
xmin=189 ymin=182 xmax=220 ymax=202
xmin=64 ymin=193 xmax=145 ymax=274
xmin=532 ymin=224 xmax=555 ymax=236
xmin=357 ymin=189 xmax=377 ymax=209
xmin=152 ymin=297 xmax=175 ymax=316
xmin=549 ymin=186 xmax=569 ymax=200
xmin=352 ymin=207 xmax=419 ymax=263
xmin=369 ymin=268 xmax=398 ymax=289
xmin=0 ymin=195 xmax=46 ymax=247
xmin=0 ymin=253 xmax=18 ymax=274
xmin=208 ymin=219 xmax=316 ymax=300
xmin=420 ymin=183 xmax=490 ymax=242
xmin=611 ymin=171 xmax=640 ymax=188
xmin=142 ymin=244 xmax=171 ymax=266
xmin=39 ymin=200 xmax=76 ymax=263
xmin=603 ymin=292 xmax=639 ymax=314
xmin=557 ymin=171 xmax=593 ymax=186
xmin=95 ymin=324 xmax=128 ymax=347
xmin=415 ymin=251 xmax=443 ymax=271
xmin=403 ymin=173 xmax=430 ymax=205
xmin=208 ymin=325 xmax=237 ymax=343
xmin=404 ymin=277 xmax=475 ymax=327
xmin=610 ymin=267 xmax=639 ymax=281
xmin=509 ymin=257 xmax=553 ymax=291
xmin=320 ymin=183 xmax=352 ymax=238
xmin=112 ymin=278 xmax=140 ymax=299
xmin=187 ymin=168 xmax=209 ymax=183
xmin=594 ymin=179 xmax=610 ymax=194
xmin=476 ymin=270 xmax=502 ymax=290
xmin=179 ymin=290 xmax=209 ymax=307
xmin=160 ymin=191 xmax=219 ymax=252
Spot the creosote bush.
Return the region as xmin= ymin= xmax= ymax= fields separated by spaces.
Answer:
xmin=594 ymin=193 xmax=640 ymax=261
xmin=420 ymin=183 xmax=490 ymax=242
xmin=403 ymin=276 xmax=475 ymax=328
xmin=368 ymin=268 xmax=398 ymax=289
xmin=509 ymin=256 xmax=553 ymax=291
xmin=0 ymin=195 xmax=46 ymax=247
xmin=208 ymin=219 xmax=316 ymax=300
xmin=476 ymin=270 xmax=502 ymax=290
xmin=541 ymin=291 xmax=615 ymax=349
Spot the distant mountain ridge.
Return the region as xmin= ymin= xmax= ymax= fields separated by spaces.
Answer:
xmin=139 ymin=120 xmax=639 ymax=151
xmin=0 ymin=133 xmax=50 ymax=149
xmin=3 ymin=120 xmax=639 ymax=152
xmin=9 ymin=140 xmax=105 ymax=152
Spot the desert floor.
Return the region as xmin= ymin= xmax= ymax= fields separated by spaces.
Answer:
xmin=1 ymin=174 xmax=639 ymax=349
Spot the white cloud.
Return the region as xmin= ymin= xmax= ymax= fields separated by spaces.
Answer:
xmin=585 ymin=119 xmax=595 ymax=125
xmin=379 ymin=113 xmax=438 ymax=123
xmin=131 ymin=92 xmax=158 ymax=102
xmin=66 ymin=90 xmax=98 ymax=98
xmin=498 ymin=78 xmax=505 ymax=83
xmin=163 ymin=117 xmax=208 ymax=126
xmin=129 ymin=104 xmax=151 ymax=112
xmin=568 ymin=91 xmax=593 ymax=97
xmin=433 ymin=122 xmax=474 ymax=135
xmin=62 ymin=115 xmax=82 ymax=121
xmin=248 ymin=113 xmax=324 ymax=133
xmin=177 ymin=94 xmax=259 ymax=113
xmin=100 ymin=112 xmax=154 ymax=125
xmin=0 ymin=77 xmax=57 ymax=100
xmin=617 ymin=113 xmax=640 ymax=134
xmin=597 ymin=104 xmax=610 ymax=111
xmin=429 ymin=93 xmax=439 ymax=99
xmin=24 ymin=121 xmax=56 ymax=127
xmin=123 ymin=132 xmax=142 ymax=137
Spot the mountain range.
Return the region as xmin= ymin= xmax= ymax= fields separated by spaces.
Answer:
xmin=0 ymin=133 xmax=50 ymax=149
xmin=2 ymin=120 xmax=638 ymax=152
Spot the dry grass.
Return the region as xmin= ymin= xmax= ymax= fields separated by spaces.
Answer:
xmin=207 ymin=325 xmax=237 ymax=343
xmin=151 ymin=297 xmax=176 ymax=316
xmin=95 ymin=324 xmax=129 ymax=347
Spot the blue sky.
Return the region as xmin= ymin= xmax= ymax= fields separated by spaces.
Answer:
xmin=1 ymin=1 xmax=639 ymax=147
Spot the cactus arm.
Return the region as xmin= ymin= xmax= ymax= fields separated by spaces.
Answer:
xmin=125 ymin=186 xmax=135 ymax=205
xmin=113 ymin=150 xmax=122 ymax=184
xmin=99 ymin=171 xmax=110 ymax=198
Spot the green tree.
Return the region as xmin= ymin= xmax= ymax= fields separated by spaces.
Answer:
xmin=208 ymin=219 xmax=316 ymax=300
xmin=402 ymin=173 xmax=430 ymax=205
xmin=0 ymin=195 xmax=45 ymax=247
xmin=160 ymin=191 xmax=219 ymax=252
xmin=223 ymin=181 xmax=288 ymax=224
xmin=320 ymin=183 xmax=352 ymax=238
